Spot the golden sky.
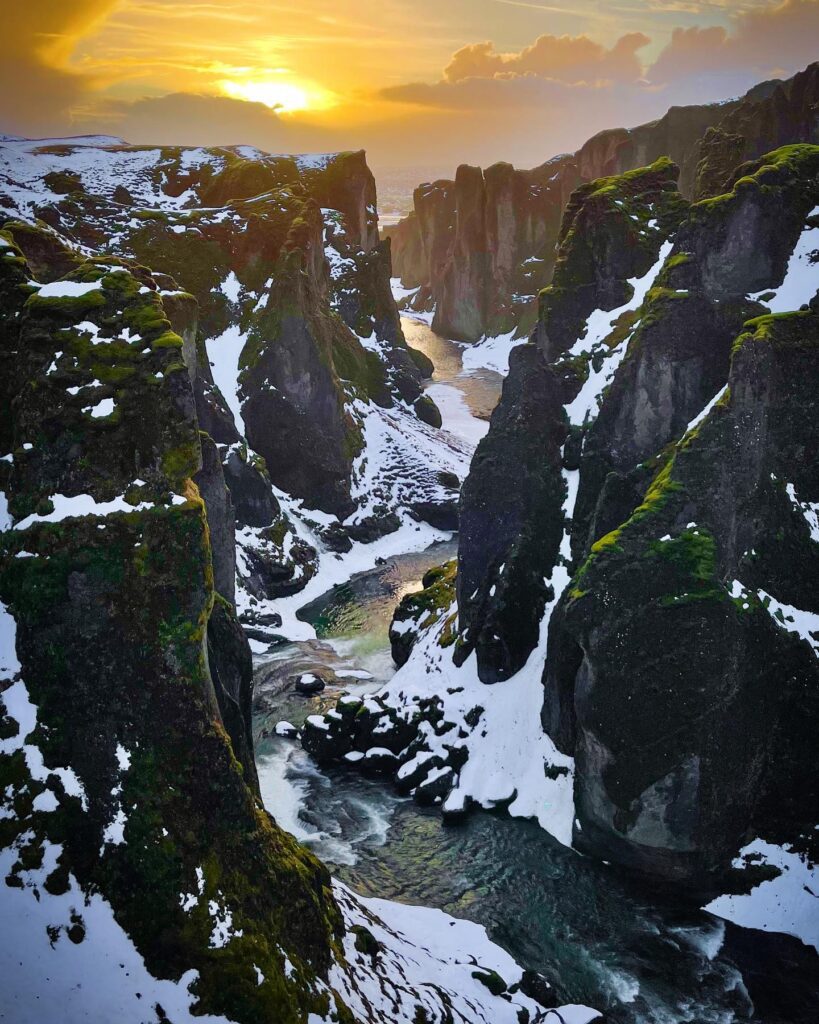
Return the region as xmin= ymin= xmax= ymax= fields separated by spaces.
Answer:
xmin=4 ymin=1 xmax=818 ymax=171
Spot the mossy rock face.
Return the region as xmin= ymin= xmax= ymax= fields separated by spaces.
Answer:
xmin=683 ymin=145 xmax=819 ymax=299
xmin=0 ymin=509 xmax=341 ymax=1023
xmin=389 ymin=559 xmax=457 ymax=666
xmin=694 ymin=63 xmax=819 ymax=200
xmin=536 ymin=157 xmax=689 ymax=360
xmin=413 ymin=394 xmax=442 ymax=429
xmin=570 ymin=144 xmax=819 ymax=565
xmin=239 ymin=242 xmax=361 ymax=518
xmin=7 ymin=263 xmax=200 ymax=521
xmin=1 ymin=233 xmax=347 ymax=1021
xmin=1 ymin=143 xmax=435 ymax=517
xmin=547 ymin=311 xmax=819 ymax=888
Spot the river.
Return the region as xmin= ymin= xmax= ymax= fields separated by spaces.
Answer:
xmin=252 ymin=317 xmax=819 ymax=1024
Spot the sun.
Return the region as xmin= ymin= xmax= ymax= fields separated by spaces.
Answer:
xmin=219 ymin=77 xmax=329 ymax=114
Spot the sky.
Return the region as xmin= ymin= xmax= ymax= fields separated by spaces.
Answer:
xmin=3 ymin=0 xmax=819 ymax=176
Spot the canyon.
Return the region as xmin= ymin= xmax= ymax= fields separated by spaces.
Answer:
xmin=2 ymin=58 xmax=819 ymax=1024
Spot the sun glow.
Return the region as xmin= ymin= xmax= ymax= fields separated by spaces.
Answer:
xmin=219 ymin=77 xmax=332 ymax=113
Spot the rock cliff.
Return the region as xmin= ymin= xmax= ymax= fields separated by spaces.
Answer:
xmin=0 ymin=137 xmax=469 ymax=633
xmin=0 ymin=153 xmax=581 ymax=1024
xmin=388 ymin=62 xmax=818 ymax=345
xmin=308 ymin=145 xmax=819 ymax=903
xmin=0 ymin=239 xmax=342 ymax=1021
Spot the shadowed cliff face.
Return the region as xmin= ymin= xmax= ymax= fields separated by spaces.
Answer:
xmin=0 ymin=236 xmax=345 ymax=1020
xmin=387 ymin=62 xmax=818 ymax=347
xmin=467 ymin=144 xmax=819 ymax=886
xmin=310 ymin=142 xmax=819 ymax=901
xmin=558 ymin=311 xmax=819 ymax=888
xmin=458 ymin=158 xmax=688 ymax=684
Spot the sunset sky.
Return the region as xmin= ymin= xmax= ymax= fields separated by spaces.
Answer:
xmin=5 ymin=1 xmax=819 ymax=174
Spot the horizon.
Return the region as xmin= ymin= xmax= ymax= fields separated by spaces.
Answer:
xmin=5 ymin=1 xmax=819 ymax=179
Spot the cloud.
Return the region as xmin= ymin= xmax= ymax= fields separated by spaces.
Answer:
xmin=1 ymin=1 xmax=118 ymax=134
xmin=647 ymin=0 xmax=819 ymax=83
xmin=443 ymin=31 xmax=650 ymax=85
xmin=78 ymin=92 xmax=345 ymax=153
xmin=380 ymin=28 xmax=655 ymax=114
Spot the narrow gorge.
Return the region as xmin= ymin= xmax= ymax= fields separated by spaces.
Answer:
xmin=2 ymin=52 xmax=819 ymax=1024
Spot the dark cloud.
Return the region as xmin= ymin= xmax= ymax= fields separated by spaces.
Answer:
xmin=95 ymin=92 xmax=343 ymax=152
xmin=1 ymin=1 xmax=117 ymax=134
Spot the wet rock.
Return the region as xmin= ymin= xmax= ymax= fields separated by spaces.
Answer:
xmin=519 ymin=970 xmax=559 ymax=1009
xmin=410 ymin=498 xmax=458 ymax=531
xmin=274 ymin=721 xmax=299 ymax=738
xmin=361 ymin=747 xmax=399 ymax=774
xmin=294 ymin=672 xmax=326 ymax=695
xmin=414 ymin=766 xmax=455 ymax=806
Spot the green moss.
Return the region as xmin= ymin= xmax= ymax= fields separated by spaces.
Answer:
xmin=695 ymin=144 xmax=819 ymax=212
xmin=133 ymin=209 xmax=171 ymax=223
xmin=162 ymin=442 xmax=200 ymax=486
xmin=332 ymin=335 xmax=388 ymax=402
xmin=569 ymin=454 xmax=682 ymax=600
xmin=25 ymin=289 xmax=106 ymax=321
xmin=602 ymin=308 xmax=641 ymax=350
xmin=590 ymin=529 xmax=624 ymax=556
xmin=472 ymin=969 xmax=507 ymax=996
xmin=732 ymin=310 xmax=817 ymax=356
xmin=151 ymin=329 xmax=184 ymax=350
xmin=392 ymin=560 xmax=458 ymax=642
xmin=650 ymin=528 xmax=716 ymax=580
xmin=665 ymin=252 xmax=692 ymax=270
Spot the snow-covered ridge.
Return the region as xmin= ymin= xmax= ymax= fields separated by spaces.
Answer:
xmin=0 ymin=133 xmax=353 ymax=225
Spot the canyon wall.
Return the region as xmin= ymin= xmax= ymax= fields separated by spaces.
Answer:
xmin=387 ymin=61 xmax=819 ymax=345
xmin=0 ymin=140 xmax=569 ymax=1024
xmin=311 ymin=144 xmax=819 ymax=896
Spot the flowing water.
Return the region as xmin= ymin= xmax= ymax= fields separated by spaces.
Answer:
xmin=253 ymin=317 xmax=819 ymax=1024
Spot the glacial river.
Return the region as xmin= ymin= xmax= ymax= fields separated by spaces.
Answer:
xmin=253 ymin=318 xmax=819 ymax=1024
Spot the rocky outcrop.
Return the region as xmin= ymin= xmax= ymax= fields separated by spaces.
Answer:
xmin=386 ymin=156 xmax=578 ymax=342
xmin=571 ymin=145 xmax=819 ymax=560
xmin=389 ymin=559 xmax=457 ymax=667
xmin=456 ymin=345 xmax=567 ymax=681
xmin=1 ymin=141 xmax=438 ymax=521
xmin=577 ymin=98 xmax=751 ymax=199
xmin=458 ymin=159 xmax=686 ymax=682
xmin=695 ymin=61 xmax=819 ymax=199
xmin=536 ymin=158 xmax=689 ymax=358
xmin=541 ymin=147 xmax=819 ymax=885
xmin=554 ymin=309 xmax=819 ymax=887
xmin=388 ymin=63 xmax=815 ymax=345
